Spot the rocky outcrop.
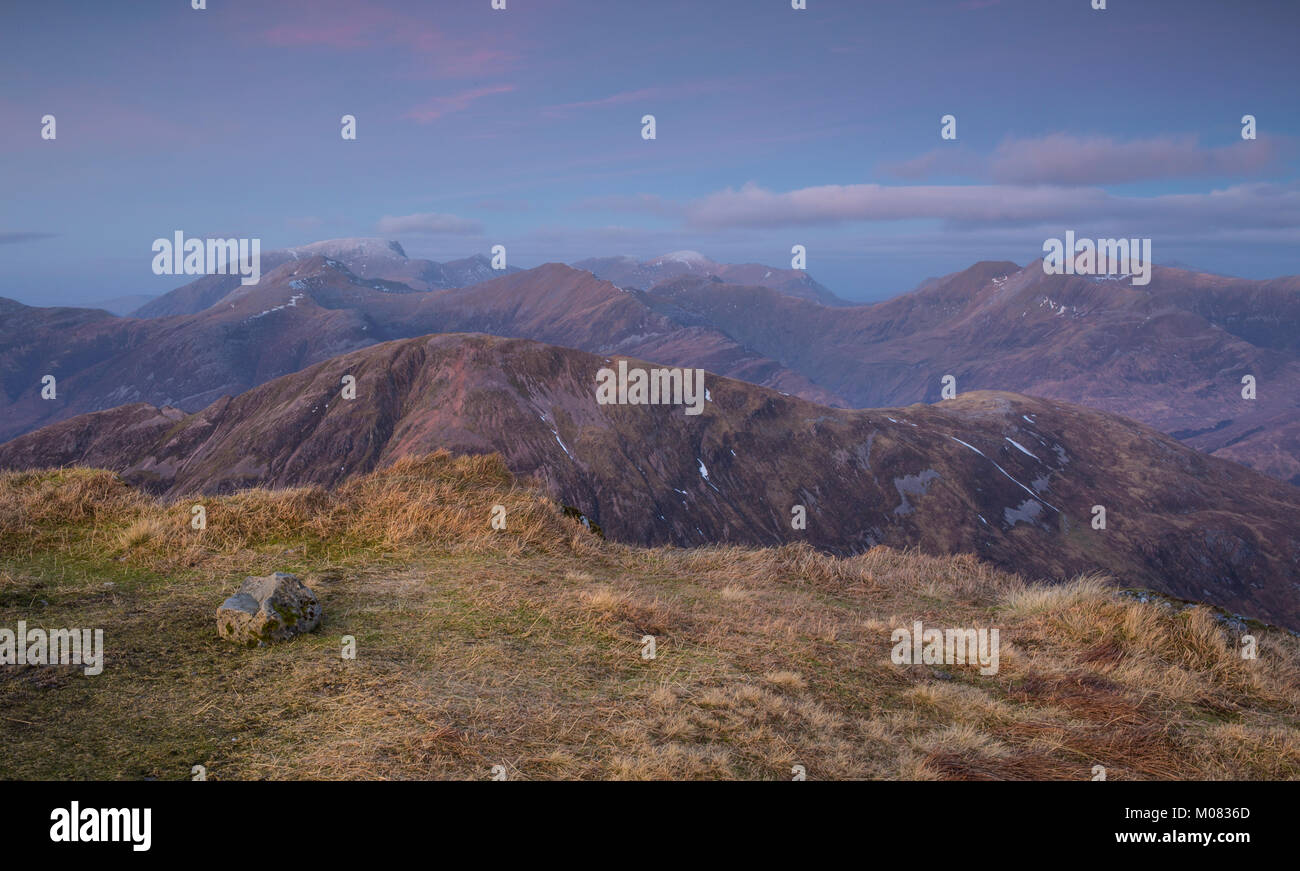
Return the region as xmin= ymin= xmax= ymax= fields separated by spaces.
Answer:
xmin=217 ymin=573 xmax=322 ymax=647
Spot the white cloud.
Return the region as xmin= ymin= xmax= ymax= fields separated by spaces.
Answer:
xmin=679 ymin=180 xmax=1300 ymax=234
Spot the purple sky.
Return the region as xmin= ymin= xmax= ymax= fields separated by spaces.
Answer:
xmin=2 ymin=0 xmax=1298 ymax=306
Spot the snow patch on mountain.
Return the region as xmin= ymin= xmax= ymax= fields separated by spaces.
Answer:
xmin=248 ymin=293 xmax=304 ymax=320
xmin=950 ymin=436 xmax=1059 ymax=512
xmin=1005 ymin=437 xmax=1039 ymax=460
xmin=655 ymin=250 xmax=710 ymax=267
xmin=289 ymin=238 xmax=408 ymax=261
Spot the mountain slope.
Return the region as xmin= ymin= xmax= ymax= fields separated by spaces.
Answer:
xmin=7 ymin=249 xmax=1298 ymax=484
xmin=131 ymin=250 xmax=298 ymax=318
xmin=3 ymin=331 xmax=1298 ymax=630
xmin=5 ymin=458 xmax=1298 ymax=780
xmin=574 ymin=251 xmax=850 ymax=306
xmin=132 ymin=237 xmax=518 ymax=318
xmin=88 ymin=294 xmax=157 ymax=316
xmin=0 ymin=258 xmax=839 ymax=442
xmin=642 ymin=262 xmax=1300 ymax=483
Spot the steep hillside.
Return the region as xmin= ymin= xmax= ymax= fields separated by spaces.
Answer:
xmin=130 ymin=250 xmax=299 ymax=318
xmin=3 ymin=332 xmax=1298 ymax=630
xmin=0 ymin=259 xmax=837 ymax=442
xmin=6 ymin=252 xmax=1298 ymax=484
xmin=643 ymin=262 xmax=1300 ymax=483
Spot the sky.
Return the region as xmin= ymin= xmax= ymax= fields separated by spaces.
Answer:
xmin=2 ymin=0 xmax=1299 ymax=307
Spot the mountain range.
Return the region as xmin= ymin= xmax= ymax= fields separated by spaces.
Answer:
xmin=3 ymin=331 xmax=1298 ymax=630
xmin=3 ymin=238 xmax=1298 ymax=627
xmin=572 ymin=250 xmax=850 ymax=306
xmin=4 ymin=240 xmax=1297 ymax=485
xmin=0 ymin=250 xmax=838 ymax=442
xmin=640 ymin=261 xmax=1300 ymax=485
xmin=130 ymin=238 xmax=520 ymax=319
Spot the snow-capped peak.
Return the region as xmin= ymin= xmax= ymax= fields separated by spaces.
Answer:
xmin=653 ymin=250 xmax=711 ymax=267
xmin=288 ymin=238 xmax=408 ymax=261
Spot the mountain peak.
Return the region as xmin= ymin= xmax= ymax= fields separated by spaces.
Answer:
xmin=574 ymin=252 xmax=850 ymax=306
xmin=288 ymin=238 xmax=408 ymax=261
xmin=651 ymin=250 xmax=711 ymax=266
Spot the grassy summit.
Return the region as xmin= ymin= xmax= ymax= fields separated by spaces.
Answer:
xmin=1 ymin=453 xmax=1297 ymax=780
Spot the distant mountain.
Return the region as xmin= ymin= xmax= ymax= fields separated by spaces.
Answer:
xmin=130 ymin=250 xmax=298 ymax=318
xmin=3 ymin=331 xmax=1298 ymax=630
xmin=285 ymin=237 xmax=411 ymax=274
xmin=87 ymin=294 xmax=157 ymax=316
xmin=636 ymin=262 xmax=1300 ymax=485
xmin=573 ymin=251 xmax=851 ymax=306
xmin=286 ymin=239 xmax=513 ymax=292
xmin=5 ymin=246 xmax=1298 ymax=484
xmin=0 ymin=257 xmax=835 ymax=442
xmin=131 ymin=238 xmax=517 ymax=318
xmin=1159 ymin=259 xmax=1229 ymax=276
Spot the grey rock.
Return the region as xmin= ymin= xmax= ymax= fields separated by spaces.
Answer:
xmin=217 ymin=572 xmax=321 ymax=647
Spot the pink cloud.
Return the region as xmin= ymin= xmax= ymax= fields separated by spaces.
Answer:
xmin=989 ymin=133 xmax=1283 ymax=185
xmin=248 ymin=1 xmax=517 ymax=77
xmin=674 ymin=180 xmax=1300 ymax=233
xmin=254 ymin=2 xmax=400 ymax=49
xmin=544 ymin=88 xmax=668 ymax=115
xmin=542 ymin=80 xmax=743 ymax=117
xmin=886 ymin=133 xmax=1286 ymax=186
xmin=260 ymin=23 xmax=371 ymax=49
xmin=403 ymin=84 xmax=516 ymax=123
xmin=885 ymin=146 xmax=983 ymax=180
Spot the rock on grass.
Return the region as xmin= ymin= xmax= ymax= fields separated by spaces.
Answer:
xmin=217 ymin=572 xmax=322 ymax=647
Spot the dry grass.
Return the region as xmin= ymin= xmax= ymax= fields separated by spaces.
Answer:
xmin=1 ymin=454 xmax=1298 ymax=780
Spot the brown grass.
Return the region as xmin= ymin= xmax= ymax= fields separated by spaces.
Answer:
xmin=1 ymin=453 xmax=1298 ymax=780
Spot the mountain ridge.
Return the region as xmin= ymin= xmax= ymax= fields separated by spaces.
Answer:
xmin=4 ymin=330 xmax=1298 ymax=630
xmin=573 ymin=251 xmax=851 ymax=306
xmin=4 ymin=245 xmax=1298 ymax=484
